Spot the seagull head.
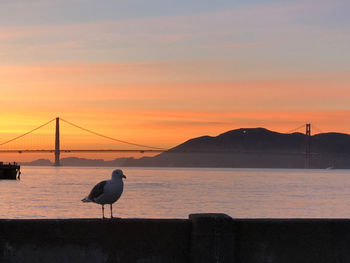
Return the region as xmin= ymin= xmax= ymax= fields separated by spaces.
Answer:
xmin=112 ymin=169 xmax=126 ymax=180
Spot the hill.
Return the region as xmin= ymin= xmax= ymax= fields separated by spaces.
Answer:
xmin=21 ymin=128 xmax=350 ymax=168
xmin=126 ymin=128 xmax=350 ymax=168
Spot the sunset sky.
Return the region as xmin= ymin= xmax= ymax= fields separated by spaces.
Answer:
xmin=0 ymin=0 xmax=350 ymax=160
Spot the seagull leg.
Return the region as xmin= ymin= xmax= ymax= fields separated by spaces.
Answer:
xmin=110 ymin=204 xmax=113 ymax=218
xmin=102 ymin=204 xmax=105 ymax=219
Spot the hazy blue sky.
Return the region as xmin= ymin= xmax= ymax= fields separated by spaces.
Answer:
xmin=1 ymin=0 xmax=349 ymax=67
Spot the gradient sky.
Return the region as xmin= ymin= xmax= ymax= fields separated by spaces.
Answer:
xmin=0 ymin=0 xmax=350 ymax=159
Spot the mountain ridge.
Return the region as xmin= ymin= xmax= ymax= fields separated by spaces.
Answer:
xmin=20 ymin=127 xmax=350 ymax=168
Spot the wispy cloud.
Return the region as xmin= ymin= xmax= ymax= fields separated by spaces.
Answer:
xmin=200 ymin=42 xmax=263 ymax=49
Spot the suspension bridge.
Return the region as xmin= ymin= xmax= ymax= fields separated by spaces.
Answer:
xmin=0 ymin=117 xmax=167 ymax=166
xmin=0 ymin=117 xmax=317 ymax=167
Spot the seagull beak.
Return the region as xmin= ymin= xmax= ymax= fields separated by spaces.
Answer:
xmin=122 ymin=174 xmax=126 ymax=179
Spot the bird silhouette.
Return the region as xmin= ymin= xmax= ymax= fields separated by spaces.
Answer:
xmin=82 ymin=169 xmax=126 ymax=219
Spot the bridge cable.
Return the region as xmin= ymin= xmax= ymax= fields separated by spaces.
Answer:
xmin=0 ymin=118 xmax=56 ymax=146
xmin=60 ymin=118 xmax=167 ymax=150
xmin=286 ymin=124 xmax=306 ymax=134
xmin=312 ymin=124 xmax=323 ymax=134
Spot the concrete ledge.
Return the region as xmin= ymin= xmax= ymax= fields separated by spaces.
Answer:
xmin=0 ymin=218 xmax=191 ymax=263
xmin=4 ymin=216 xmax=350 ymax=263
xmin=189 ymin=213 xmax=234 ymax=263
xmin=233 ymin=219 xmax=350 ymax=263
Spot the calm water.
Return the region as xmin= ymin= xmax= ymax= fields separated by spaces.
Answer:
xmin=1 ymin=167 xmax=350 ymax=219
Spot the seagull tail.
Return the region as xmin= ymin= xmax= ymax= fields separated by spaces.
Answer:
xmin=81 ymin=196 xmax=92 ymax=202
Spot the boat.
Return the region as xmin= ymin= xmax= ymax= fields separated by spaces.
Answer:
xmin=0 ymin=162 xmax=21 ymax=180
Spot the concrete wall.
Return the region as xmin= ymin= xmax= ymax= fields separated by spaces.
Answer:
xmin=0 ymin=218 xmax=190 ymax=263
xmin=0 ymin=214 xmax=233 ymax=263
xmin=3 ymin=215 xmax=350 ymax=263
xmin=233 ymin=219 xmax=350 ymax=263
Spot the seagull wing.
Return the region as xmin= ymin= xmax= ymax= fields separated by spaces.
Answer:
xmin=88 ymin=180 xmax=107 ymax=201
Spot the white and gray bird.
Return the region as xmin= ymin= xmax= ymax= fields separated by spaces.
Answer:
xmin=82 ymin=169 xmax=126 ymax=219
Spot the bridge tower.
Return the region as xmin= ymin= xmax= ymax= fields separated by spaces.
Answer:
xmin=305 ymin=123 xmax=311 ymax=169
xmin=54 ymin=117 xmax=60 ymax=166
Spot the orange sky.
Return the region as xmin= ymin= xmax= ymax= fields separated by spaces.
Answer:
xmin=1 ymin=63 xmax=350 ymax=161
xmin=1 ymin=62 xmax=350 ymax=162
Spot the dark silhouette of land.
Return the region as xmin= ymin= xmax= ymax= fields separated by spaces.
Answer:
xmin=21 ymin=128 xmax=350 ymax=168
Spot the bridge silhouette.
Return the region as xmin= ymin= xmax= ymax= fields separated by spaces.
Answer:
xmin=0 ymin=117 xmax=316 ymax=167
xmin=0 ymin=117 xmax=167 ymax=166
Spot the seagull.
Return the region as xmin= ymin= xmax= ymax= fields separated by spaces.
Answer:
xmin=82 ymin=169 xmax=126 ymax=219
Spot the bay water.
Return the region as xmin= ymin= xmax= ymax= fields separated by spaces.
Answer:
xmin=1 ymin=166 xmax=350 ymax=219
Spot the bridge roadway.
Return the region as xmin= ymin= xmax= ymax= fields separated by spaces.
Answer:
xmin=0 ymin=149 xmax=164 ymax=153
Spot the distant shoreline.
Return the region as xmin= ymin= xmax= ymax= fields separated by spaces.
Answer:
xmin=16 ymin=127 xmax=350 ymax=169
xmin=18 ymin=155 xmax=344 ymax=169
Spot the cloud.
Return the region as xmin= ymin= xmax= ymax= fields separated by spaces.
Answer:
xmin=200 ymin=42 xmax=263 ymax=49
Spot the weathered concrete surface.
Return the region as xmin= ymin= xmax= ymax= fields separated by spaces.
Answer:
xmin=190 ymin=213 xmax=234 ymax=263
xmin=0 ymin=218 xmax=191 ymax=263
xmin=4 ymin=215 xmax=350 ymax=263
xmin=233 ymin=219 xmax=350 ymax=263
